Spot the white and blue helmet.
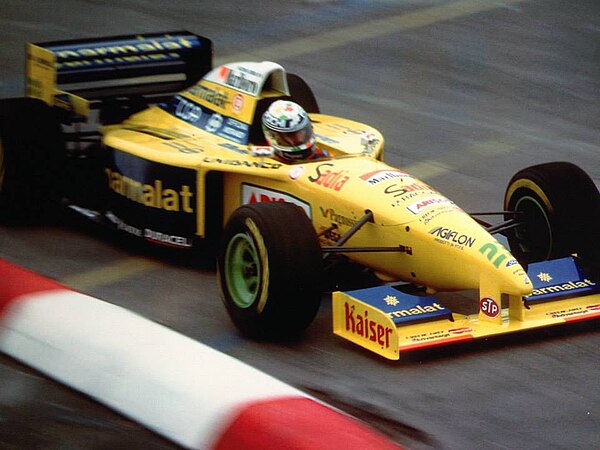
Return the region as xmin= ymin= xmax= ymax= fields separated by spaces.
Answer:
xmin=262 ymin=100 xmax=316 ymax=161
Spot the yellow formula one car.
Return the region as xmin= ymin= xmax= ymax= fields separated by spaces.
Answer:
xmin=1 ymin=32 xmax=598 ymax=359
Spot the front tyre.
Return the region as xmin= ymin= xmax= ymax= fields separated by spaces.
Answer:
xmin=504 ymin=162 xmax=600 ymax=264
xmin=218 ymin=202 xmax=322 ymax=339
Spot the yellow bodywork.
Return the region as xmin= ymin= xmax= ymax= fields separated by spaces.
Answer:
xmin=27 ymin=43 xmax=91 ymax=117
xmin=32 ymin=47 xmax=590 ymax=357
xmin=98 ymin=68 xmax=536 ymax=338
xmin=103 ymin=100 xmax=532 ymax=294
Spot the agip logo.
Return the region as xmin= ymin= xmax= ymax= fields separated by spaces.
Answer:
xmin=241 ymin=184 xmax=311 ymax=218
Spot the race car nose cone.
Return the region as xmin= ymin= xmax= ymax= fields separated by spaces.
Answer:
xmin=479 ymin=243 xmax=533 ymax=296
xmin=505 ymin=268 xmax=534 ymax=296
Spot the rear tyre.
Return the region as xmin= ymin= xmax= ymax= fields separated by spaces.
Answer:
xmin=287 ymin=73 xmax=320 ymax=113
xmin=504 ymin=162 xmax=600 ymax=264
xmin=0 ymin=98 xmax=65 ymax=223
xmin=218 ymin=202 xmax=322 ymax=339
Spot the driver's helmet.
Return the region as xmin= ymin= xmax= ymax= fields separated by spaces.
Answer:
xmin=262 ymin=100 xmax=316 ymax=162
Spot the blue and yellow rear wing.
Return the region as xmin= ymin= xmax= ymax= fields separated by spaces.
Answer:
xmin=26 ymin=31 xmax=212 ymax=120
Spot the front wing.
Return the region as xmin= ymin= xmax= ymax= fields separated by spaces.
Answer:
xmin=333 ymin=256 xmax=600 ymax=360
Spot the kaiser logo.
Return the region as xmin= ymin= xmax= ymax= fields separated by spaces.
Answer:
xmin=344 ymin=302 xmax=393 ymax=349
xmin=480 ymin=297 xmax=500 ymax=318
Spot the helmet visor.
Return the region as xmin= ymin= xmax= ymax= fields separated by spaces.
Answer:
xmin=263 ymin=123 xmax=315 ymax=153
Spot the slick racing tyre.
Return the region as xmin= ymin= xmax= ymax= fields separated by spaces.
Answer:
xmin=0 ymin=98 xmax=65 ymax=223
xmin=504 ymin=162 xmax=600 ymax=264
xmin=218 ymin=202 xmax=322 ymax=339
xmin=287 ymin=73 xmax=320 ymax=113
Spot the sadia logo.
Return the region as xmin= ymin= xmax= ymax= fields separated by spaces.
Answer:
xmin=384 ymin=181 xmax=434 ymax=197
xmin=308 ymin=163 xmax=349 ymax=191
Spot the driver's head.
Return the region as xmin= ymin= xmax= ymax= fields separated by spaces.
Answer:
xmin=262 ymin=100 xmax=316 ymax=162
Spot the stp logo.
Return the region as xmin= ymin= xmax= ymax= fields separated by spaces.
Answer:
xmin=480 ymin=297 xmax=500 ymax=318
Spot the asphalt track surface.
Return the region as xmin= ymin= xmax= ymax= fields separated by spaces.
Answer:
xmin=1 ymin=1 xmax=599 ymax=449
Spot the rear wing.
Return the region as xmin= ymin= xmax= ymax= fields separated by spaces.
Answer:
xmin=26 ymin=31 xmax=212 ymax=120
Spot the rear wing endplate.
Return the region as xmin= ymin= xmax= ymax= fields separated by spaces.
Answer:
xmin=26 ymin=31 xmax=212 ymax=119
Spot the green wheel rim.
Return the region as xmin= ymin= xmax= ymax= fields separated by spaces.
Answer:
xmin=225 ymin=232 xmax=261 ymax=308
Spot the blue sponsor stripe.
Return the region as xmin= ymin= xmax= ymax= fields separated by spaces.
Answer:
xmin=344 ymin=285 xmax=451 ymax=325
xmin=526 ymin=257 xmax=600 ymax=302
xmin=44 ymin=34 xmax=203 ymax=53
xmin=161 ymin=95 xmax=250 ymax=145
